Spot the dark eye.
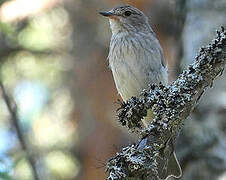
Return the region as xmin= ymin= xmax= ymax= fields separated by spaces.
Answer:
xmin=124 ymin=11 xmax=132 ymax=17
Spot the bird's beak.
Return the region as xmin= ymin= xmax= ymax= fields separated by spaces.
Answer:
xmin=99 ymin=11 xmax=117 ymax=18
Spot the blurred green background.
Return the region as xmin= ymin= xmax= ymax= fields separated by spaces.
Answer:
xmin=0 ymin=0 xmax=226 ymax=180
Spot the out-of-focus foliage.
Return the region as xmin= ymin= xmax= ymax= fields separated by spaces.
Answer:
xmin=0 ymin=2 xmax=79 ymax=179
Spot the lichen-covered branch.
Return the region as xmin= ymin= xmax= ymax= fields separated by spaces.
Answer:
xmin=106 ymin=27 xmax=226 ymax=180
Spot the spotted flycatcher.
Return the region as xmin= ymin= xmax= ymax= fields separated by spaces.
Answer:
xmin=100 ymin=5 xmax=182 ymax=179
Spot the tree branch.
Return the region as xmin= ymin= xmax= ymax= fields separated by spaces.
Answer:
xmin=106 ymin=27 xmax=226 ymax=180
xmin=0 ymin=82 xmax=40 ymax=180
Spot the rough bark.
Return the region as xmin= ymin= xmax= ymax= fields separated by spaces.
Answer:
xmin=106 ymin=27 xmax=226 ymax=180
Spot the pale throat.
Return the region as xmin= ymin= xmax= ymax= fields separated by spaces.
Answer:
xmin=109 ymin=18 xmax=135 ymax=35
xmin=109 ymin=19 xmax=151 ymax=36
xmin=109 ymin=19 xmax=122 ymax=35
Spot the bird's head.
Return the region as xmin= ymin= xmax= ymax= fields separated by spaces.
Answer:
xmin=100 ymin=5 xmax=150 ymax=34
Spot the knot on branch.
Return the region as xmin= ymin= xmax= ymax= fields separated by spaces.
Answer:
xmin=117 ymin=96 xmax=148 ymax=132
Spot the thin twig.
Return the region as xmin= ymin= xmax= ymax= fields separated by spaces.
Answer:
xmin=0 ymin=81 xmax=40 ymax=180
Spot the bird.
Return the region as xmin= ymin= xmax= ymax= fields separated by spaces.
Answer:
xmin=100 ymin=5 xmax=168 ymax=127
xmin=100 ymin=5 xmax=182 ymax=179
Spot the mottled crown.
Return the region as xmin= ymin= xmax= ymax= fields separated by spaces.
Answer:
xmin=111 ymin=5 xmax=144 ymax=17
